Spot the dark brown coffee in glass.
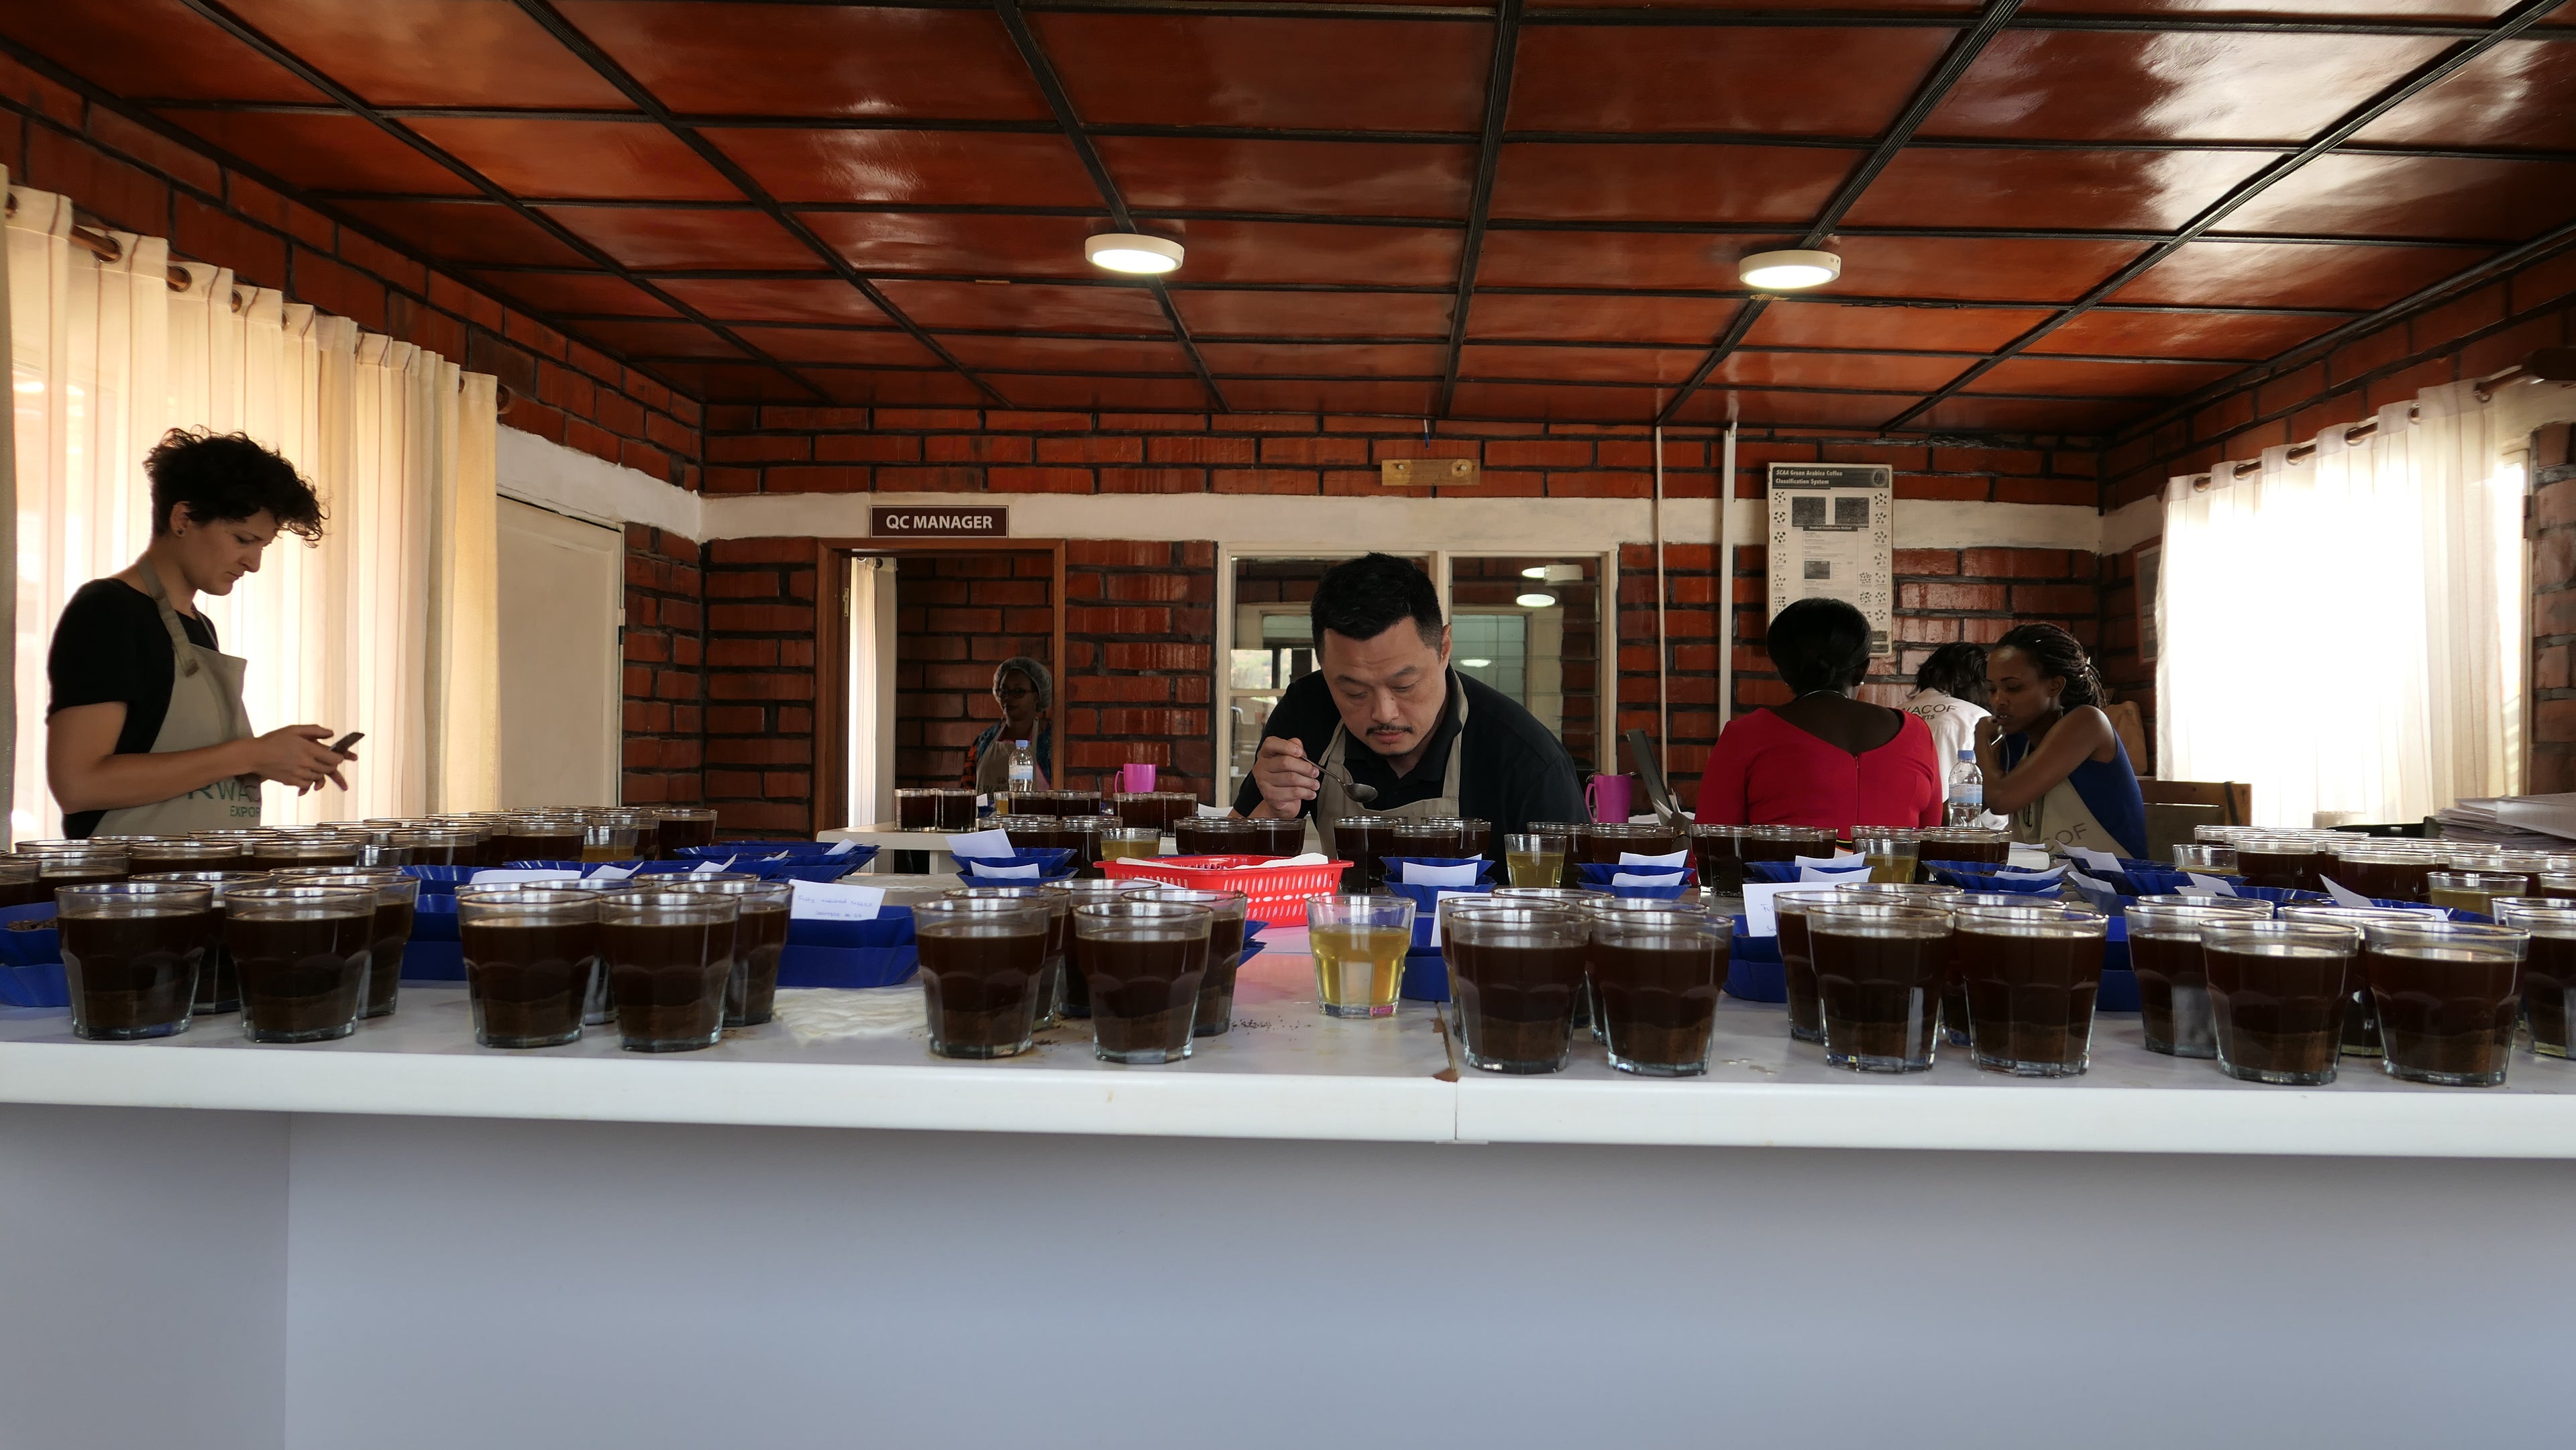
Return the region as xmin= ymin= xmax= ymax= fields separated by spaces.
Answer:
xmin=58 ymin=883 xmax=215 ymax=1041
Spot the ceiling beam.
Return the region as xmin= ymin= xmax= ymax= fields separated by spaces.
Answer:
xmin=160 ymin=0 xmax=836 ymax=404
xmin=1654 ymin=0 xmax=2025 ymax=427
xmin=1884 ymin=0 xmax=2574 ymax=431
xmin=1434 ymin=0 xmax=1522 ymax=417
xmin=987 ymin=0 xmax=1228 ymax=411
xmin=505 ymin=0 xmax=1010 ymax=407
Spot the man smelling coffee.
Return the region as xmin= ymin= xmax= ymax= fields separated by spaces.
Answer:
xmin=1235 ymin=552 xmax=1582 ymax=845
xmin=46 ymin=429 xmax=356 ymax=837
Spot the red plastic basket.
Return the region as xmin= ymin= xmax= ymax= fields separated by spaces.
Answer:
xmin=1102 ymin=853 xmax=1352 ymax=926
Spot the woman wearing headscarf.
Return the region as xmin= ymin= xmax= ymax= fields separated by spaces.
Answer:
xmin=961 ymin=655 xmax=1053 ymax=794
xmin=1975 ymin=623 xmax=2147 ymax=859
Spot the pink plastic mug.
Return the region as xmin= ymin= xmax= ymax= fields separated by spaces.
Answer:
xmin=1586 ymin=773 xmax=1633 ymax=825
xmin=1119 ymin=763 xmax=1157 ymax=794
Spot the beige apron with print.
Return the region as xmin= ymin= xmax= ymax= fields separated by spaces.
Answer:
xmin=1316 ymin=674 xmax=1468 ymax=859
xmin=89 ymin=567 xmax=262 ymax=835
xmin=2012 ymin=779 xmax=2120 ymax=856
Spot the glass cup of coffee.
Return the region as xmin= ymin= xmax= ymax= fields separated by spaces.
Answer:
xmin=653 ymin=806 xmax=721 ymax=856
xmin=2493 ymin=897 xmax=2576 ymax=1057
xmin=489 ymin=877 xmax=648 ymax=1025
xmin=1951 ymin=903 xmax=2108 ymax=1076
xmin=458 ymin=889 xmax=601 ymax=1049
xmin=913 ymin=896 xmax=1052 ymax=1059
xmin=1131 ymin=887 xmax=1251 ymax=1037
xmin=0 ymin=856 xmax=44 ymax=909
xmin=1851 ymin=829 xmax=1922 ymax=884
xmin=131 ymin=869 xmax=271 ymax=1014
xmin=1444 ymin=906 xmax=1589 ymax=1074
xmin=273 ymin=868 xmax=419 ymax=1021
xmin=933 ymin=789 xmax=980 ymax=833
xmin=57 ymin=881 xmax=216 ymax=1041
xmin=895 ymin=788 xmax=939 ymax=831
xmin=1306 ymin=894 xmax=1415 ymax=1019
xmin=1580 ymin=895 xmax=1711 ymax=1044
xmin=1837 ymin=880 xmax=1970 ymax=1043
xmin=1328 ymin=815 xmax=1398 ymax=893
xmin=1503 ymin=833 xmax=1565 ymax=889
xmin=2124 ymin=895 xmax=2277 ymax=1057
xmin=1807 ymin=901 xmax=1953 ymax=1072
xmin=1392 ymin=819 xmax=1468 ymax=862
xmin=1587 ymin=908 xmax=1729 ymax=1076
xmin=223 ymin=884 xmax=380 ymax=1043
xmin=388 ymin=827 xmax=484 ymax=868
xmin=126 ymin=839 xmax=251 ymax=878
xmin=1244 ymin=815 xmax=1307 ymax=858
xmin=1171 ymin=817 xmax=1254 ymax=858
xmin=596 ymin=891 xmax=739 ymax=1053
xmin=2324 ymin=843 xmax=2441 ymax=903
xmin=2355 ymin=917 xmax=2528 ymax=1087
xmin=2170 ymin=843 xmax=2241 ymax=877
xmin=1071 ymin=899 xmax=1212 ymax=1064
xmin=2199 ymin=918 xmax=2361 ymax=1085
xmin=2426 ymin=871 xmax=2528 ymax=917
xmin=1040 ymin=878 xmax=1152 ymax=1017
xmin=947 ymin=885 xmax=1071 ymax=1027
xmin=1686 ymin=824 xmax=1745 ymax=894
xmin=2278 ymin=904 xmax=2434 ymax=1058
xmin=660 ymin=878 xmax=792 ymax=1027
xmin=250 ymin=837 xmax=364 ymax=873
xmin=1772 ymin=888 xmax=1851 ymax=1044
xmin=22 ymin=841 xmax=133 ymax=890
xmin=1097 ymin=827 xmax=1161 ymax=867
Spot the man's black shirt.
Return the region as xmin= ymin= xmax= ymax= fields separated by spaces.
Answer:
xmin=1232 ymin=669 xmax=1585 ymax=835
xmin=48 ymin=579 xmax=221 ymax=839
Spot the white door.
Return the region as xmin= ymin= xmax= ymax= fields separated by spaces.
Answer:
xmin=496 ymin=498 xmax=621 ymax=808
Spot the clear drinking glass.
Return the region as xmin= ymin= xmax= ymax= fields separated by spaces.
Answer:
xmin=223 ymin=884 xmax=380 ymax=1043
xmin=1130 ymin=887 xmax=1251 ymax=1037
xmin=1951 ymin=903 xmax=2108 ymax=1077
xmin=1041 ymin=877 xmax=1152 ymax=1017
xmin=1444 ymin=906 xmax=1589 ymax=1074
xmin=2426 ymin=871 xmax=2529 ymax=917
xmin=1839 ymin=880 xmax=1970 ymax=1043
xmin=913 ymin=896 xmax=1051 ymax=1059
xmin=131 ymin=869 xmax=269 ymax=1015
xmin=1587 ymin=909 xmax=1729 ymax=1076
xmin=653 ymin=806 xmax=721 ymax=856
xmin=596 ymin=891 xmax=739 ymax=1053
xmin=895 ymin=788 xmax=939 ymax=831
xmin=1773 ymin=888 xmax=1850 ymax=1044
xmin=1807 ymin=901 xmax=1953 ymax=1073
xmin=659 ymin=878 xmax=792 ymax=1027
xmin=1097 ymin=827 xmax=1161 ymax=866
xmin=0 ymin=856 xmax=44 ymax=909
xmin=57 ymin=881 xmax=215 ymax=1041
xmin=2278 ymin=904 xmax=2432 ymax=1058
xmin=1851 ymin=829 xmax=1921 ymax=884
xmin=1307 ymin=894 xmax=1415 ymax=1019
xmin=2125 ymin=895 xmax=2276 ymax=1057
xmin=2495 ymin=897 xmax=2576 ymax=1057
xmin=2357 ymin=918 xmax=2528 ymax=1087
xmin=1073 ymin=899 xmax=1212 ymax=1064
xmin=1503 ymin=833 xmax=1565 ymax=889
xmin=2170 ymin=843 xmax=2241 ymax=876
xmin=458 ymin=889 xmax=600 ymax=1049
xmin=274 ymin=867 xmax=419 ymax=1020
xmin=2199 ymin=919 xmax=2362 ymax=1085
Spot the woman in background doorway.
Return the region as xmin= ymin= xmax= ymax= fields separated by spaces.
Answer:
xmin=1906 ymin=641 xmax=1990 ymax=770
xmin=961 ymin=656 xmax=1052 ymax=794
xmin=1975 ymin=623 xmax=2147 ymax=860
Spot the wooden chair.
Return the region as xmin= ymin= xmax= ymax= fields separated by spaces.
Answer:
xmin=2139 ymin=778 xmax=2253 ymax=827
xmin=2143 ymin=802 xmax=2222 ymax=862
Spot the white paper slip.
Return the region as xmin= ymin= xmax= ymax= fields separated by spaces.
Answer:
xmin=2184 ymin=872 xmax=2239 ymax=896
xmin=1792 ymin=853 xmax=1863 ymax=870
xmin=824 ymin=837 xmax=859 ymax=857
xmin=1741 ymin=881 xmax=1809 ymax=937
xmin=967 ymin=862 xmax=1041 ymax=880
xmin=2065 ymin=845 xmax=2125 ymax=874
xmin=1424 ymin=888 xmax=1485 ymax=948
xmin=1617 ymin=849 xmax=1690 ymax=867
xmin=944 ymin=829 xmax=1014 ymax=860
xmin=2067 ymin=868 xmax=2121 ymax=897
xmin=2320 ymin=875 xmax=2376 ymax=908
xmin=1611 ymin=871 xmax=1682 ymax=887
xmin=584 ymin=864 xmax=637 ymax=882
xmin=1248 ymin=853 xmax=1330 ymax=868
xmin=791 ymin=880 xmax=885 ymax=921
xmin=690 ymin=858 xmax=737 ymax=876
xmin=1401 ymin=860 xmax=1479 ymax=886
xmin=471 ymin=868 xmax=581 ymax=885
xmin=1195 ymin=804 xmax=1233 ymax=818
xmin=1797 ymin=862 xmax=1870 ymax=882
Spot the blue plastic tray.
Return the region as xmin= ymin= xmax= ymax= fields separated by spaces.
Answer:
xmin=1725 ymin=918 xmax=1785 ymax=1002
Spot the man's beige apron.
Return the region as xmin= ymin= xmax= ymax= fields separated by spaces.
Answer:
xmin=89 ymin=567 xmax=262 ymax=835
xmin=1316 ymin=674 xmax=1468 ymax=860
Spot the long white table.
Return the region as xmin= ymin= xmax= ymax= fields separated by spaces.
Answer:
xmin=4 ymin=947 xmax=2573 ymax=1449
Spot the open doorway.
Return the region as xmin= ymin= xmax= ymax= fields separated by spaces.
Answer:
xmin=815 ymin=540 xmax=1067 ymax=831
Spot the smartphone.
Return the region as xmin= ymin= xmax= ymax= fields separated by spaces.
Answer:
xmin=327 ymin=731 xmax=365 ymax=754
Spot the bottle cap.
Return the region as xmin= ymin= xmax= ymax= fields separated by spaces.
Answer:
xmin=1015 ymin=739 xmax=1030 ymax=748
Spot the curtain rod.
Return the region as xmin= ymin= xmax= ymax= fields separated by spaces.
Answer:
xmin=2189 ymin=348 xmax=2576 ymax=488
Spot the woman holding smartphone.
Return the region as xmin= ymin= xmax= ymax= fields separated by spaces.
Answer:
xmin=45 ymin=429 xmax=358 ymax=837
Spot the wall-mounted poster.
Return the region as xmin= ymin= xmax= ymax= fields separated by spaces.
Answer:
xmin=1765 ymin=462 xmax=1894 ymax=656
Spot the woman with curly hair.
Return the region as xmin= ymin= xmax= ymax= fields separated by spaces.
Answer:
xmin=1974 ymin=623 xmax=2147 ymax=860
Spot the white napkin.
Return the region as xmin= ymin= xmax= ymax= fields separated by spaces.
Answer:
xmin=1401 ymin=860 xmax=1479 ymax=887
xmin=471 ymin=868 xmax=580 ymax=885
xmin=1248 ymin=853 xmax=1330 ymax=868
xmin=944 ymin=829 xmax=1014 ymax=860
xmin=790 ymin=881 xmax=885 ymax=921
xmin=1617 ymin=849 xmax=1690 ymax=867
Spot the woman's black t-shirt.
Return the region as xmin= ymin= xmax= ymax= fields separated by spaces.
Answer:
xmin=47 ymin=579 xmax=220 ymax=839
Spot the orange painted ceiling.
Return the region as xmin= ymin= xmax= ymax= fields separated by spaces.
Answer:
xmin=7 ymin=0 xmax=2575 ymax=436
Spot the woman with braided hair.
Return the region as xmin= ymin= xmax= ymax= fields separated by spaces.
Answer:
xmin=1974 ymin=623 xmax=2147 ymax=860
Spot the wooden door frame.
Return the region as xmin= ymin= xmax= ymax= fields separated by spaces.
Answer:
xmin=812 ymin=539 xmax=1069 ymax=832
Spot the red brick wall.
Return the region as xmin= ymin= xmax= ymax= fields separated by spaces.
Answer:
xmin=1065 ymin=542 xmax=1218 ymax=803
xmin=894 ymin=552 xmax=1054 ymax=790
xmin=2532 ymin=425 xmax=2576 ymax=792
xmin=0 ymin=52 xmax=702 ymax=489
xmin=621 ymin=525 xmax=705 ymax=808
xmin=700 ymin=540 xmax=818 ymax=837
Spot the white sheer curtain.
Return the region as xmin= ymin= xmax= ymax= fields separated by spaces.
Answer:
xmin=6 ymin=183 xmax=500 ymax=839
xmin=2157 ymin=380 xmax=2524 ymax=826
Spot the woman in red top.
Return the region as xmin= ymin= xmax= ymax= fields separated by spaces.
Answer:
xmin=1693 ymin=598 xmax=1945 ymax=828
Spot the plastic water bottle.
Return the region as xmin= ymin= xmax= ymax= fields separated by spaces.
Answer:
xmin=1946 ymin=749 xmax=1984 ymax=827
xmin=1007 ymin=739 xmax=1036 ymax=793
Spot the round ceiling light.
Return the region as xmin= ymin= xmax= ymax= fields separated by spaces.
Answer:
xmin=1515 ymin=592 xmax=1558 ymax=609
xmin=1738 ymin=249 xmax=1842 ymax=291
xmin=1086 ymin=233 xmax=1184 ymax=275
